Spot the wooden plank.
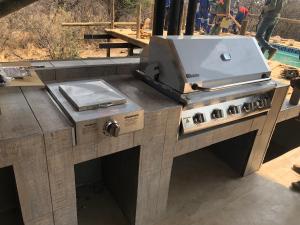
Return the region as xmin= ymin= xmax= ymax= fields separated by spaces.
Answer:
xmin=62 ymin=21 xmax=136 ymax=26
xmin=240 ymin=20 xmax=248 ymax=35
xmin=5 ymin=71 xmax=44 ymax=87
xmin=84 ymin=34 xmax=114 ymax=40
xmin=181 ymin=2 xmax=188 ymax=31
xmin=249 ymin=14 xmax=300 ymax=25
xmin=105 ymin=29 xmax=149 ymax=48
xmin=136 ymin=2 xmax=142 ymax=39
xmin=0 ymin=62 xmax=44 ymax=87
xmin=99 ymin=42 xmax=138 ymax=49
xmin=111 ymin=0 xmax=115 ymax=29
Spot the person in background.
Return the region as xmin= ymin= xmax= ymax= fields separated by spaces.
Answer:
xmin=209 ymin=0 xmax=226 ymax=35
xmin=232 ymin=5 xmax=249 ymax=34
xmin=256 ymin=0 xmax=288 ymax=59
xmin=197 ymin=0 xmax=211 ymax=33
xmin=164 ymin=0 xmax=172 ymax=30
xmin=231 ymin=0 xmax=240 ymax=15
xmin=209 ymin=0 xmax=218 ymax=25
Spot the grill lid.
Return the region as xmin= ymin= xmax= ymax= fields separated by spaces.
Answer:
xmin=144 ymin=36 xmax=271 ymax=94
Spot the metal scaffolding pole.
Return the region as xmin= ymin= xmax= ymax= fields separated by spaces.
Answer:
xmin=152 ymin=0 xmax=166 ymax=35
xmin=168 ymin=0 xmax=184 ymax=35
xmin=185 ymin=0 xmax=198 ymax=35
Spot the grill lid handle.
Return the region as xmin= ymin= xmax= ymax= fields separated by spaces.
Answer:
xmin=191 ymin=77 xmax=273 ymax=92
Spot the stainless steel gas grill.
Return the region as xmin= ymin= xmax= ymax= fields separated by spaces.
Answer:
xmin=137 ymin=35 xmax=277 ymax=135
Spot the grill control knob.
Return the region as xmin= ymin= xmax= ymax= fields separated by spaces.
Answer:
xmin=193 ymin=113 xmax=205 ymax=124
xmin=211 ymin=109 xmax=223 ymax=119
xmin=256 ymin=99 xmax=265 ymax=109
xmin=227 ymin=105 xmax=240 ymax=115
xmin=256 ymin=97 xmax=270 ymax=109
xmin=242 ymin=103 xmax=253 ymax=113
xmin=103 ymin=120 xmax=120 ymax=137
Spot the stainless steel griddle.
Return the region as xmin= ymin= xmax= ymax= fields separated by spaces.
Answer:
xmin=58 ymin=80 xmax=127 ymax=111
xmin=137 ymin=35 xmax=277 ymax=135
xmin=47 ymin=79 xmax=144 ymax=144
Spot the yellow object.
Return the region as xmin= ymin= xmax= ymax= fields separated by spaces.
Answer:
xmin=220 ymin=18 xmax=231 ymax=29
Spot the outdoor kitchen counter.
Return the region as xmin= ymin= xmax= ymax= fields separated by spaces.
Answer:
xmin=18 ymin=71 xmax=182 ymax=225
xmin=0 ymin=58 xmax=291 ymax=225
xmin=0 ymin=87 xmax=54 ymax=225
xmin=269 ymin=61 xmax=300 ymax=122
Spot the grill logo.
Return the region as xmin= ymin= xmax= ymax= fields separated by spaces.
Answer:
xmin=186 ymin=73 xmax=200 ymax=78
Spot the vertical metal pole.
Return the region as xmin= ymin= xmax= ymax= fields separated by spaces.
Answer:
xmin=168 ymin=0 xmax=182 ymax=35
xmin=136 ymin=2 xmax=142 ymax=38
xmin=152 ymin=0 xmax=166 ymax=35
xmin=111 ymin=0 xmax=115 ymax=29
xmin=185 ymin=0 xmax=197 ymax=35
xmin=177 ymin=0 xmax=184 ymax=34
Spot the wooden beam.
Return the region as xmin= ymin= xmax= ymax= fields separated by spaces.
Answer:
xmin=105 ymin=29 xmax=149 ymax=48
xmin=225 ymin=0 xmax=231 ymax=15
xmin=240 ymin=20 xmax=249 ymax=35
xmin=84 ymin=34 xmax=114 ymax=40
xmin=181 ymin=1 xmax=188 ymax=31
xmin=150 ymin=2 xmax=155 ymax=30
xmin=99 ymin=42 xmax=138 ymax=49
xmin=136 ymin=2 xmax=142 ymax=39
xmin=62 ymin=22 xmax=136 ymax=26
xmin=229 ymin=14 xmax=241 ymax=29
xmin=248 ymin=14 xmax=300 ymax=25
xmin=111 ymin=0 xmax=115 ymax=29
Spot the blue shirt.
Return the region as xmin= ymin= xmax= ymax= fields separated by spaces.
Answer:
xmin=165 ymin=0 xmax=172 ymax=8
xmin=199 ymin=0 xmax=210 ymax=10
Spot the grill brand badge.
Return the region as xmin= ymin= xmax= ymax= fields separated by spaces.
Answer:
xmin=186 ymin=73 xmax=200 ymax=78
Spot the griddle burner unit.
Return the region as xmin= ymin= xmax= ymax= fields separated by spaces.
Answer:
xmin=47 ymin=80 xmax=144 ymax=144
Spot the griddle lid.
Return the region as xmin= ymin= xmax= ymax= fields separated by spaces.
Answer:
xmin=59 ymin=80 xmax=127 ymax=111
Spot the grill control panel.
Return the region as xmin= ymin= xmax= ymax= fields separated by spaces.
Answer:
xmin=181 ymin=95 xmax=271 ymax=134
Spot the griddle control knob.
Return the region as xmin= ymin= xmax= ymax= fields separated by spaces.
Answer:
xmin=211 ymin=109 xmax=223 ymax=119
xmin=227 ymin=105 xmax=240 ymax=115
xmin=242 ymin=103 xmax=253 ymax=113
xmin=193 ymin=113 xmax=205 ymax=124
xmin=104 ymin=120 xmax=120 ymax=137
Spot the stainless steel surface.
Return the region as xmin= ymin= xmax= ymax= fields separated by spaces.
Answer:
xmin=58 ymin=80 xmax=127 ymax=111
xmin=103 ymin=120 xmax=121 ymax=137
xmin=183 ymin=80 xmax=277 ymax=108
xmin=193 ymin=77 xmax=271 ymax=92
xmin=181 ymin=94 xmax=270 ymax=134
xmin=139 ymin=36 xmax=278 ymax=135
xmin=143 ymin=36 xmax=270 ymax=93
xmin=47 ymin=79 xmax=144 ymax=144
